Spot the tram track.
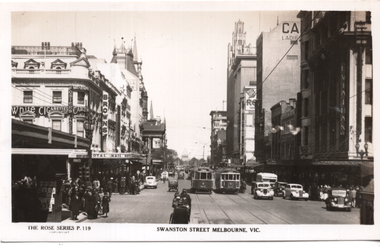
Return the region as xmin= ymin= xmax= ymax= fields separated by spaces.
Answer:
xmin=192 ymin=190 xmax=291 ymax=224
xmin=225 ymin=192 xmax=292 ymax=224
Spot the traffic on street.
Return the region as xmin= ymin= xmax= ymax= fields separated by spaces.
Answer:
xmin=81 ymin=172 xmax=360 ymax=225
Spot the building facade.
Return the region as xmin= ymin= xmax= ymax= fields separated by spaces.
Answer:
xmin=255 ymin=21 xmax=301 ymax=164
xmin=296 ymin=11 xmax=373 ymax=187
xmin=226 ymin=20 xmax=257 ymax=165
xmin=209 ymin=110 xmax=227 ymax=166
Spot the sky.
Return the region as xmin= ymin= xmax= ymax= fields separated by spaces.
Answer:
xmin=7 ymin=1 xmax=373 ymax=159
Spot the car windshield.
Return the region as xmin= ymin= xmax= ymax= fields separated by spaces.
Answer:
xmin=258 ymin=184 xmax=269 ymax=188
xmin=147 ymin=177 xmax=154 ymax=180
xmin=291 ymin=185 xmax=302 ymax=189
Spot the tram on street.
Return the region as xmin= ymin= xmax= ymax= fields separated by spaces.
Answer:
xmin=190 ymin=167 xmax=214 ymax=194
xmin=214 ymin=168 xmax=241 ymax=194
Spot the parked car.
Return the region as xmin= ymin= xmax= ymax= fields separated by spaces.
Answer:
xmin=274 ymin=181 xmax=288 ymax=197
xmin=252 ymin=182 xmax=274 ymax=200
xmin=144 ymin=176 xmax=158 ymax=189
xmin=325 ymin=187 xmax=351 ymax=211
xmin=283 ymin=183 xmax=309 ymax=200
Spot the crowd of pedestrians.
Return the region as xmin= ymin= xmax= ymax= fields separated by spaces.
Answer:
xmin=62 ymin=170 xmax=146 ymax=220
xmin=63 ymin=178 xmax=111 ymax=220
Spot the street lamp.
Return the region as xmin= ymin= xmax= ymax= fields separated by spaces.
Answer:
xmin=364 ymin=142 xmax=369 ymax=157
xmin=143 ymin=146 xmax=149 ymax=173
xmin=355 ymin=143 xmax=360 ymax=157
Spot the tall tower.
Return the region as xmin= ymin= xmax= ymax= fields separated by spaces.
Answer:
xmin=226 ymin=20 xmax=256 ymax=165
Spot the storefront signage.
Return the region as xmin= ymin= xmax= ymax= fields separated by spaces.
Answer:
xmin=92 ymin=152 xmax=141 ymax=159
xmin=282 ymin=22 xmax=299 ymax=41
xmin=245 ymin=88 xmax=256 ymax=111
xmin=102 ymin=91 xmax=108 ymax=136
xmin=11 ymin=105 xmax=86 ymax=117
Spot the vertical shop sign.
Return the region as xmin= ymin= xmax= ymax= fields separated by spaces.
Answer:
xmin=102 ymin=91 xmax=108 ymax=136
xmin=68 ymin=87 xmax=73 ymax=134
xmin=340 ymin=63 xmax=346 ymax=135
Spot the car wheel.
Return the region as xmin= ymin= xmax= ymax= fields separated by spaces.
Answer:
xmin=290 ymin=194 xmax=293 ymax=200
xmin=270 ymin=197 xmax=273 ymax=200
xmin=283 ymin=195 xmax=286 ymax=199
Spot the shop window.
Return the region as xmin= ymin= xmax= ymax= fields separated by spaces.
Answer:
xmin=52 ymin=119 xmax=61 ymax=131
xmin=52 ymin=91 xmax=62 ymax=104
xmin=77 ymin=92 xmax=85 ymax=105
xmin=23 ymin=91 xmax=33 ymax=103
xmin=77 ymin=120 xmax=84 ymax=137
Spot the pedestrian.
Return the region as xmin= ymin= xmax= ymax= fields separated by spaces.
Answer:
xmin=93 ymin=177 xmax=100 ymax=190
xmin=120 ymin=175 xmax=126 ymax=195
xmin=107 ymin=178 xmax=113 ymax=199
xmin=130 ymin=176 xmax=136 ymax=195
xmin=102 ymin=192 xmax=111 ymax=217
xmin=70 ymin=192 xmax=81 ymax=220
xmin=86 ymin=189 xmax=97 ymax=219
xmin=350 ymin=186 xmax=357 ymax=208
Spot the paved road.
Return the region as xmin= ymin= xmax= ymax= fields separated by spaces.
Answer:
xmin=83 ymin=175 xmax=360 ymax=224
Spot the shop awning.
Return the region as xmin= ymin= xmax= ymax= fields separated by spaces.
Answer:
xmin=12 ymin=148 xmax=88 ymax=157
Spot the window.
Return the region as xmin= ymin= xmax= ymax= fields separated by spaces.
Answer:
xmin=23 ymin=119 xmax=33 ymax=124
xmin=23 ymin=91 xmax=33 ymax=103
xmin=365 ymin=79 xmax=372 ymax=104
xmin=77 ymin=92 xmax=85 ymax=105
xmin=287 ymin=55 xmax=298 ymax=60
xmin=304 ymin=126 xmax=309 ymax=146
xmin=303 ymin=70 xmax=310 ymax=89
xmin=52 ymin=91 xmax=62 ymax=104
xmin=77 ymin=120 xmax=84 ymax=137
xmin=304 ymin=98 xmax=309 ymax=117
xmin=365 ymin=117 xmax=372 ymax=143
xmin=52 ymin=120 xmax=61 ymax=131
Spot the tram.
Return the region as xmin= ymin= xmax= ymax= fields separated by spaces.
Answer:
xmin=214 ymin=168 xmax=241 ymax=194
xmin=190 ymin=167 xmax=214 ymax=194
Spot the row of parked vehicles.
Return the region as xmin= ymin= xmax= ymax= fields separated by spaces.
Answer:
xmin=250 ymin=172 xmax=353 ymax=211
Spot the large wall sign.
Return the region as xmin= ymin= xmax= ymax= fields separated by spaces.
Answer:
xmin=245 ymin=88 xmax=256 ymax=111
xmin=281 ymin=22 xmax=300 ymax=41
xmin=102 ymin=91 xmax=108 ymax=136
xmin=11 ymin=105 xmax=86 ymax=117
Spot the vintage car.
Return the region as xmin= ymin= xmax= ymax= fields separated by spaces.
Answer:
xmin=274 ymin=181 xmax=288 ymax=197
xmin=325 ymin=187 xmax=351 ymax=211
xmin=283 ymin=183 xmax=309 ymax=200
xmin=252 ymin=182 xmax=274 ymax=200
xmin=144 ymin=176 xmax=158 ymax=189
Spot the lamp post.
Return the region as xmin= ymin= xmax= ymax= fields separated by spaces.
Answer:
xmin=84 ymin=114 xmax=95 ymax=180
xmin=143 ymin=146 xmax=149 ymax=174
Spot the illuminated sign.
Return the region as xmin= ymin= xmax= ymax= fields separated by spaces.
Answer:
xmin=102 ymin=92 xmax=108 ymax=136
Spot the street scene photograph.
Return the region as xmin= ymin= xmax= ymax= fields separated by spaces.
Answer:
xmin=1 ymin=0 xmax=378 ymax=242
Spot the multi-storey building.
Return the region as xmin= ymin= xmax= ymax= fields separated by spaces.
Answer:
xmin=270 ymin=98 xmax=299 ymax=181
xmin=255 ymin=21 xmax=301 ymax=164
xmin=296 ymin=11 xmax=373 ymax=186
xmin=209 ymin=110 xmax=227 ymax=166
xmin=11 ymin=43 xmax=121 ymax=182
xmin=240 ymin=85 xmax=257 ymax=166
xmin=226 ymin=20 xmax=257 ymax=165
